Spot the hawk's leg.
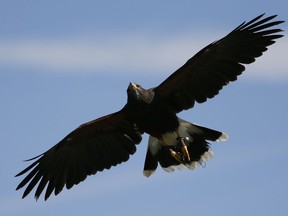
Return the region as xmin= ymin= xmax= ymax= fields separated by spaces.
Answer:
xmin=169 ymin=149 xmax=183 ymax=163
xmin=177 ymin=137 xmax=191 ymax=162
xmin=169 ymin=137 xmax=191 ymax=163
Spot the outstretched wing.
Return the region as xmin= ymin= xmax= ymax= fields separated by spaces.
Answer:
xmin=154 ymin=14 xmax=284 ymax=113
xmin=15 ymin=111 xmax=142 ymax=200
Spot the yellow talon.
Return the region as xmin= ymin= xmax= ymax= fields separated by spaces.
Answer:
xmin=170 ymin=149 xmax=183 ymax=163
xmin=170 ymin=137 xmax=191 ymax=163
xmin=181 ymin=145 xmax=191 ymax=162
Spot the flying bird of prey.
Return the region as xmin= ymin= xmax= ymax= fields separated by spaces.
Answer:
xmin=16 ymin=14 xmax=284 ymax=200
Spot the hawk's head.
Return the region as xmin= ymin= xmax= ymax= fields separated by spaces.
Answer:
xmin=127 ymin=82 xmax=154 ymax=105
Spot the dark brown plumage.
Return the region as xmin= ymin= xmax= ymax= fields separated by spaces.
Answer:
xmin=16 ymin=14 xmax=284 ymax=200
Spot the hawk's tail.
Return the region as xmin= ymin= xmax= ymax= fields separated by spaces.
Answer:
xmin=143 ymin=118 xmax=228 ymax=177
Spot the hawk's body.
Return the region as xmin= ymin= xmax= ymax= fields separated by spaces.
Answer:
xmin=125 ymin=83 xmax=227 ymax=176
xmin=16 ymin=14 xmax=284 ymax=200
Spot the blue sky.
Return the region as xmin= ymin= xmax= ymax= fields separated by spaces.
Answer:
xmin=1 ymin=1 xmax=288 ymax=216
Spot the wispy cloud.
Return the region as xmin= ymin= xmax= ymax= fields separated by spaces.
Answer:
xmin=0 ymin=34 xmax=287 ymax=81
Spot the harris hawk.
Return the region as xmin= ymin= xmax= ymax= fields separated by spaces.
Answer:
xmin=16 ymin=14 xmax=284 ymax=200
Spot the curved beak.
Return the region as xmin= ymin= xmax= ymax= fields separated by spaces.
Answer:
xmin=129 ymin=82 xmax=138 ymax=89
